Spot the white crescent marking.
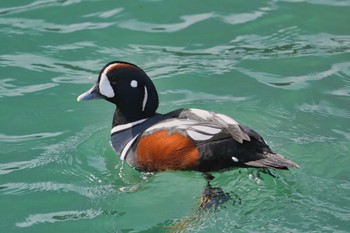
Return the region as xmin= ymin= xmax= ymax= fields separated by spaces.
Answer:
xmin=99 ymin=73 xmax=115 ymax=98
xmin=142 ymin=86 xmax=148 ymax=112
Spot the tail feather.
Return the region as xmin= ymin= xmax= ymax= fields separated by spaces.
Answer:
xmin=245 ymin=153 xmax=300 ymax=170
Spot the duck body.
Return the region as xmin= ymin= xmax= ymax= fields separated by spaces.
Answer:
xmin=78 ymin=61 xmax=299 ymax=173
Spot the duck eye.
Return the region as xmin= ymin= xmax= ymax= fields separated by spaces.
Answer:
xmin=130 ymin=80 xmax=138 ymax=88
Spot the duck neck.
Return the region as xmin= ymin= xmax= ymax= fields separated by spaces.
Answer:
xmin=112 ymin=108 xmax=154 ymax=127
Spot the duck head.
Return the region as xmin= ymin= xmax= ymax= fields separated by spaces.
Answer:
xmin=77 ymin=61 xmax=159 ymax=123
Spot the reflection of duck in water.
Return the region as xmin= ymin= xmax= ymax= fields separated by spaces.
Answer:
xmin=77 ymin=61 xmax=299 ymax=208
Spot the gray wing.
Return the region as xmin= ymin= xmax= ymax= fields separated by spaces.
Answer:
xmin=177 ymin=108 xmax=250 ymax=143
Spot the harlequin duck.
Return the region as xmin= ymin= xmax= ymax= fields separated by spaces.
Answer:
xmin=77 ymin=61 xmax=299 ymax=173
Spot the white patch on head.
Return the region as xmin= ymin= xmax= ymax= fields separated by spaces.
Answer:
xmin=232 ymin=156 xmax=239 ymax=162
xmin=99 ymin=72 xmax=115 ymax=98
xmin=186 ymin=130 xmax=213 ymax=141
xmin=215 ymin=113 xmax=238 ymax=126
xmin=142 ymin=86 xmax=148 ymax=111
xmin=190 ymin=109 xmax=213 ymax=120
xmin=130 ymin=80 xmax=138 ymax=88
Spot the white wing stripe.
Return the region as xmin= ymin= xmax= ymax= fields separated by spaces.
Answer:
xmin=187 ymin=130 xmax=213 ymax=141
xmin=191 ymin=125 xmax=221 ymax=134
xmin=189 ymin=108 xmax=213 ymax=119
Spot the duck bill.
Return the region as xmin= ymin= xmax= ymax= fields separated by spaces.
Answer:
xmin=77 ymin=84 xmax=103 ymax=101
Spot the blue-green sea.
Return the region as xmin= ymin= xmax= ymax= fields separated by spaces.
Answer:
xmin=1 ymin=0 xmax=350 ymax=232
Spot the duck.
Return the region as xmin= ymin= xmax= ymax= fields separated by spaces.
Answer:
xmin=77 ymin=61 xmax=299 ymax=174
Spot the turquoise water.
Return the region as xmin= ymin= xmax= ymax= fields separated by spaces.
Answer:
xmin=1 ymin=0 xmax=350 ymax=232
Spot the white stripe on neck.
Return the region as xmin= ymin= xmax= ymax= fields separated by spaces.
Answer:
xmin=111 ymin=118 xmax=148 ymax=134
xmin=120 ymin=134 xmax=139 ymax=160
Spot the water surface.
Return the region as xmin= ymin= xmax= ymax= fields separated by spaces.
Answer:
xmin=1 ymin=0 xmax=350 ymax=232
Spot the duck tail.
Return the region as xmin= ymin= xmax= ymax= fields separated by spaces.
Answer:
xmin=244 ymin=153 xmax=300 ymax=170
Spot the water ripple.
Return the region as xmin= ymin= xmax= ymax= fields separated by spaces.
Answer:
xmin=16 ymin=208 xmax=103 ymax=228
xmin=237 ymin=61 xmax=350 ymax=90
xmin=160 ymin=89 xmax=248 ymax=106
xmin=229 ymin=32 xmax=350 ymax=59
xmin=95 ymin=32 xmax=349 ymax=81
xmin=1 ymin=181 xmax=114 ymax=199
xmin=42 ymin=41 xmax=96 ymax=51
xmin=0 ymin=17 xmax=113 ymax=34
xmin=0 ymin=0 xmax=80 ymax=15
xmin=278 ymin=0 xmax=350 ymax=7
xmin=115 ymin=45 xmax=240 ymax=77
xmin=219 ymin=10 xmax=267 ymax=25
xmin=0 ymin=124 xmax=105 ymax=175
xmin=0 ymin=79 xmax=57 ymax=98
xmin=298 ymin=101 xmax=350 ymax=119
xmin=83 ymin=8 xmax=123 ymax=19
xmin=119 ymin=13 xmax=215 ymax=32
xmin=0 ymin=131 xmax=63 ymax=143
xmin=0 ymin=53 xmax=100 ymax=84
xmin=118 ymin=7 xmax=272 ymax=33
